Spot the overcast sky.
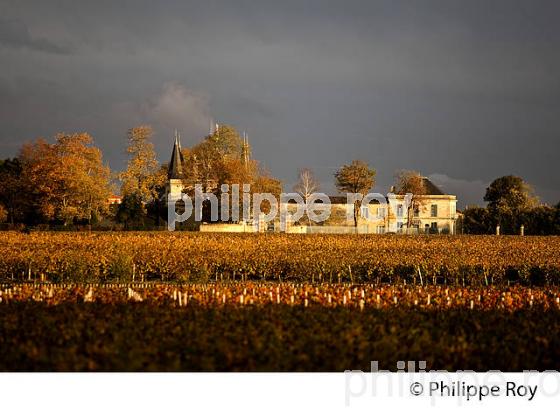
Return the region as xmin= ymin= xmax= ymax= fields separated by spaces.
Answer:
xmin=1 ymin=0 xmax=559 ymax=207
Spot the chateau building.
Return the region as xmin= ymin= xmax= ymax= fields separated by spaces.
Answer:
xmin=165 ymin=133 xmax=458 ymax=234
xmin=357 ymin=177 xmax=458 ymax=234
xmin=286 ymin=177 xmax=458 ymax=234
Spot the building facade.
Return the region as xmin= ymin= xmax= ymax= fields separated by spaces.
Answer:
xmin=286 ymin=178 xmax=458 ymax=234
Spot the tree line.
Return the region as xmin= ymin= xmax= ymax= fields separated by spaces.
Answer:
xmin=461 ymin=175 xmax=560 ymax=235
xmin=0 ymin=125 xmax=283 ymax=229
xmin=0 ymin=126 xmax=557 ymax=234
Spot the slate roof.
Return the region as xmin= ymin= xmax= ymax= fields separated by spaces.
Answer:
xmin=167 ymin=135 xmax=185 ymax=179
xmin=394 ymin=176 xmax=445 ymax=196
xmin=421 ymin=177 xmax=445 ymax=195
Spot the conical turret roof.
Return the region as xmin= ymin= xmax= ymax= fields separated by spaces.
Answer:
xmin=167 ymin=132 xmax=185 ymax=179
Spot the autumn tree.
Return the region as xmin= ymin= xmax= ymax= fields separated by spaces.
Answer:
xmin=119 ymin=126 xmax=166 ymax=203
xmin=19 ymin=133 xmax=112 ymax=225
xmin=18 ymin=139 xmax=57 ymax=221
xmin=57 ymin=133 xmax=112 ymax=224
xmin=185 ymin=124 xmax=249 ymax=191
xmin=394 ymin=170 xmax=428 ymax=229
xmin=207 ymin=124 xmax=244 ymax=158
xmin=252 ymin=171 xmax=283 ymax=217
xmin=334 ymin=160 xmax=376 ymax=227
xmin=182 ymin=124 xmax=283 ymax=222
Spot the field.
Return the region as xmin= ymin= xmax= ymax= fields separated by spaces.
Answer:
xmin=1 ymin=232 xmax=559 ymax=371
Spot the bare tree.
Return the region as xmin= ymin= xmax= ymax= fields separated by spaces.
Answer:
xmin=294 ymin=168 xmax=320 ymax=203
xmin=293 ymin=168 xmax=320 ymax=226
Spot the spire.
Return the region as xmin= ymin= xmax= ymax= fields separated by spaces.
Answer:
xmin=168 ymin=132 xmax=184 ymax=180
xmin=241 ymin=131 xmax=251 ymax=165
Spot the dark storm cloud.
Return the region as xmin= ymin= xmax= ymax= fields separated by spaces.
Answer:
xmin=0 ymin=0 xmax=559 ymax=206
xmin=0 ymin=18 xmax=72 ymax=54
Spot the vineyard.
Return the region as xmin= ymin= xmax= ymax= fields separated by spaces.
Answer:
xmin=1 ymin=232 xmax=559 ymax=284
xmin=1 ymin=283 xmax=560 ymax=371
xmin=1 ymin=232 xmax=559 ymax=371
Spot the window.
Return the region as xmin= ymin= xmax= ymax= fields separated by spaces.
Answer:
xmin=430 ymin=222 xmax=438 ymax=233
xmin=396 ymin=204 xmax=403 ymax=217
xmin=376 ymin=226 xmax=385 ymax=234
xmin=413 ymin=205 xmax=420 ymax=217
xmin=377 ymin=206 xmax=386 ymax=218
xmin=360 ymin=206 xmax=369 ymax=219
xmin=431 ymin=204 xmax=438 ymax=217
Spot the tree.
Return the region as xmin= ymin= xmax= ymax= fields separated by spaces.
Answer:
xmin=18 ymin=138 xmax=59 ymax=222
xmin=55 ymin=133 xmax=112 ymax=224
xmin=484 ymin=175 xmax=537 ymax=211
xmin=117 ymin=193 xmax=145 ymax=229
xmin=179 ymin=124 xmax=283 ymax=222
xmin=394 ymin=170 xmax=428 ymax=228
xmin=252 ymin=172 xmax=283 ymax=216
xmin=462 ymin=206 xmax=491 ymax=234
xmin=119 ymin=126 xmax=166 ymax=203
xmin=145 ymin=164 xmax=170 ymax=226
xmin=0 ymin=204 xmax=7 ymax=223
xmin=484 ymin=176 xmax=538 ymax=234
xmin=207 ymin=124 xmax=244 ymax=158
xmin=293 ymin=168 xmax=320 ymax=226
xmin=556 ymin=205 xmax=560 ymax=234
xmin=187 ymin=139 xmax=221 ymax=192
xmin=294 ymin=168 xmax=320 ymax=203
xmin=0 ymin=158 xmax=27 ymax=223
xmin=334 ymin=160 xmax=376 ymax=227
xmin=19 ymin=133 xmax=112 ymax=225
xmin=519 ymin=205 xmax=558 ymax=235
xmin=186 ymin=124 xmax=248 ymax=192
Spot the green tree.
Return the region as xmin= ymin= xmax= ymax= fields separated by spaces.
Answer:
xmin=462 ymin=206 xmax=491 ymax=234
xmin=484 ymin=176 xmax=538 ymax=233
xmin=146 ymin=164 xmax=169 ymax=227
xmin=334 ymin=160 xmax=376 ymax=227
xmin=484 ymin=175 xmax=537 ymax=211
xmin=117 ymin=193 xmax=145 ymax=229
xmin=0 ymin=158 xmax=27 ymax=223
